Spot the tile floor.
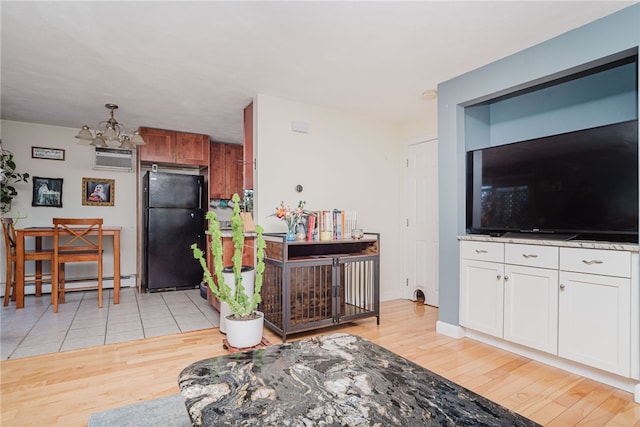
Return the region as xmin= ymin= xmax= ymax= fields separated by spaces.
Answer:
xmin=0 ymin=287 xmax=220 ymax=361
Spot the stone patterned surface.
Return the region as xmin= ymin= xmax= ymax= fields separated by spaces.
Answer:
xmin=459 ymin=234 xmax=639 ymax=252
xmin=178 ymin=333 xmax=540 ymax=426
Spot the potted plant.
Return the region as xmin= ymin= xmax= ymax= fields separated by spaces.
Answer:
xmin=0 ymin=145 xmax=30 ymax=214
xmin=191 ymin=193 xmax=266 ymax=349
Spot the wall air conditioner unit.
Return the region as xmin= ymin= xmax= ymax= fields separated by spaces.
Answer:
xmin=94 ymin=147 xmax=133 ymax=171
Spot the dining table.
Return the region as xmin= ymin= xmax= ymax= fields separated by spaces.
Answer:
xmin=13 ymin=226 xmax=122 ymax=309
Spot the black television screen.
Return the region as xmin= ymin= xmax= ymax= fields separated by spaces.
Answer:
xmin=466 ymin=120 xmax=639 ymax=242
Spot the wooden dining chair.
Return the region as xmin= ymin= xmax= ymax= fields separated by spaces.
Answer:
xmin=52 ymin=218 xmax=103 ymax=313
xmin=2 ymin=218 xmax=54 ymax=306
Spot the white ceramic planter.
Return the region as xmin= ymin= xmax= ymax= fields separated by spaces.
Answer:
xmin=225 ymin=311 xmax=264 ymax=349
xmin=219 ymin=267 xmax=255 ymax=334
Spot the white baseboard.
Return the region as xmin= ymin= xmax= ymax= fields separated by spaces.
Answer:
xmin=436 ymin=321 xmax=466 ymax=339
xmin=464 ymin=328 xmax=640 ymax=402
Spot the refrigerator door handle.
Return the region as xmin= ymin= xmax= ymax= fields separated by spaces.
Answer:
xmin=198 ymin=182 xmax=202 ymax=209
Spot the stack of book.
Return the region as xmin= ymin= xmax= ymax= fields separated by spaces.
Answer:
xmin=305 ymin=210 xmax=358 ymax=241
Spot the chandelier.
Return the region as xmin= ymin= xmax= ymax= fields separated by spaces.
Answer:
xmin=75 ymin=104 xmax=146 ymax=149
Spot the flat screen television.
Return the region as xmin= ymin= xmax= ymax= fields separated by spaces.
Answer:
xmin=466 ymin=120 xmax=639 ymax=243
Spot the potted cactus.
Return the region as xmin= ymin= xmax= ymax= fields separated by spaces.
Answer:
xmin=191 ymin=193 xmax=266 ymax=348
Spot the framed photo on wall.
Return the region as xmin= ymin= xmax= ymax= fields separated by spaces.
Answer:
xmin=31 ymin=146 xmax=65 ymax=161
xmin=82 ymin=177 xmax=114 ymax=206
xmin=32 ymin=177 xmax=63 ymax=208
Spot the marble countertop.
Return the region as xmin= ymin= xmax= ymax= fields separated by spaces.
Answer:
xmin=178 ymin=333 xmax=540 ymax=426
xmin=459 ymin=234 xmax=639 ymax=252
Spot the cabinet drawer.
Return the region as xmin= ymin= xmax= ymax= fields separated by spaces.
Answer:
xmin=560 ymin=247 xmax=631 ymax=278
xmin=505 ymin=243 xmax=558 ymax=269
xmin=461 ymin=241 xmax=504 ymax=263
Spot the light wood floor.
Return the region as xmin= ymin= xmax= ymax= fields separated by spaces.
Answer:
xmin=1 ymin=299 xmax=639 ymax=426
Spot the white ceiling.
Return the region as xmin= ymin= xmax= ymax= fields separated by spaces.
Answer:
xmin=1 ymin=1 xmax=634 ymax=145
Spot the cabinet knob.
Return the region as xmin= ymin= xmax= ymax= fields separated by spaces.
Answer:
xmin=504 ymin=275 xmax=510 ymax=281
xmin=522 ymin=254 xmax=538 ymax=259
xmin=475 ymin=249 xmax=488 ymax=254
xmin=497 ymin=274 xmax=502 ymax=280
xmin=560 ymin=283 xmax=565 ymax=290
xmin=582 ymin=259 xmax=603 ymax=265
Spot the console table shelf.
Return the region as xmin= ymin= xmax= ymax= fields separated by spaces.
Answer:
xmin=261 ymin=233 xmax=380 ymax=341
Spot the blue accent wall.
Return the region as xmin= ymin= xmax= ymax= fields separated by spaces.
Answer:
xmin=437 ymin=4 xmax=639 ymax=327
xmin=490 ymin=61 xmax=637 ymax=147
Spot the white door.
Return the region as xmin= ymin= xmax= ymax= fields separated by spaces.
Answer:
xmin=404 ymin=140 xmax=438 ymax=306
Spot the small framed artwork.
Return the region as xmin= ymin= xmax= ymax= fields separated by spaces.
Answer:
xmin=82 ymin=177 xmax=115 ymax=207
xmin=31 ymin=146 xmax=65 ymax=161
xmin=32 ymin=177 xmax=63 ymax=208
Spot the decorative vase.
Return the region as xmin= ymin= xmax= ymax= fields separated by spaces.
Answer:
xmin=286 ymin=224 xmax=297 ymax=241
xmin=225 ymin=311 xmax=264 ymax=348
xmin=219 ymin=266 xmax=255 ymax=334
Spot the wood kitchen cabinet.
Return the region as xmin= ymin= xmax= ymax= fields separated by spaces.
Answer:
xmin=209 ymin=142 xmax=243 ymax=199
xmin=243 ymin=102 xmax=254 ymax=190
xmin=138 ymin=127 xmax=210 ymax=167
xmin=205 ymin=234 xmax=255 ymax=311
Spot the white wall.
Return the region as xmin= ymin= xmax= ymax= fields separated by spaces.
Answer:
xmin=253 ymin=94 xmax=406 ymax=301
xmin=1 ymin=120 xmax=138 ymax=286
xmin=398 ymin=100 xmax=438 ymax=143
xmin=1 ymin=98 xmax=439 ymax=302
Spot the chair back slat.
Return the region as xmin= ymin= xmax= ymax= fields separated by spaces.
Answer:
xmin=53 ymin=218 xmax=103 ymax=255
xmin=51 ymin=218 xmax=104 ymax=313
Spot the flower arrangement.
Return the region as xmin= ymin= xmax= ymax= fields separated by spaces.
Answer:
xmin=271 ymin=200 xmax=308 ymax=234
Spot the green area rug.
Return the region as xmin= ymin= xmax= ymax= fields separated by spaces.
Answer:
xmin=88 ymin=394 xmax=189 ymax=427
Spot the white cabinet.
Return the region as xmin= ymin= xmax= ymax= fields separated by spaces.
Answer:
xmin=503 ymin=243 xmax=559 ymax=354
xmin=460 ymin=241 xmax=504 ymax=337
xmin=504 ymin=263 xmax=559 ymax=354
xmin=460 ymin=239 xmax=638 ymax=379
xmin=558 ymin=248 xmax=631 ymax=376
xmin=460 ymin=259 xmax=504 ymax=337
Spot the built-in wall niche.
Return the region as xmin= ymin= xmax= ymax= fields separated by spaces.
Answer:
xmin=464 ymin=53 xmax=638 ymax=151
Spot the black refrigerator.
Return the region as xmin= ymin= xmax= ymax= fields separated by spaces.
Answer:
xmin=143 ymin=171 xmax=205 ymax=291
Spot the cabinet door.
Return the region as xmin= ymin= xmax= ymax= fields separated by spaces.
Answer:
xmin=243 ymin=102 xmax=254 ymax=190
xmin=460 ymin=259 xmax=504 ymax=337
xmin=226 ymin=144 xmax=243 ymax=197
xmin=209 ymin=143 xmax=243 ymax=199
xmin=504 ymin=264 xmax=558 ymax=354
xmin=209 ymin=142 xmax=225 ymax=198
xmin=337 ymin=256 xmax=378 ymax=323
xmin=558 ymin=271 xmax=630 ymax=376
xmin=176 ymin=132 xmax=209 ymax=166
xmin=138 ymin=128 xmax=176 ymax=163
xmin=206 ymin=235 xmax=255 ymax=311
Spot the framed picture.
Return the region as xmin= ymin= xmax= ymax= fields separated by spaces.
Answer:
xmin=82 ymin=177 xmax=114 ymax=206
xmin=32 ymin=177 xmax=63 ymax=208
xmin=31 ymin=146 xmax=65 ymax=161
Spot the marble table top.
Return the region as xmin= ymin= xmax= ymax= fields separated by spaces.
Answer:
xmin=178 ymin=333 xmax=540 ymax=426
